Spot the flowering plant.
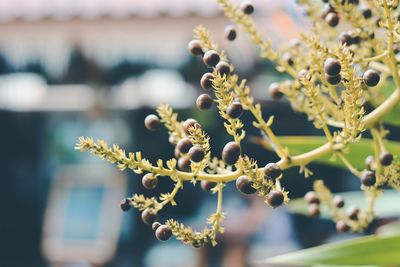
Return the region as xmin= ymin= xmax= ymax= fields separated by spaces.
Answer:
xmin=76 ymin=0 xmax=400 ymax=261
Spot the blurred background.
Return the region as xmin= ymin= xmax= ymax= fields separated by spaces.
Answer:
xmin=0 ymin=0 xmax=392 ymax=267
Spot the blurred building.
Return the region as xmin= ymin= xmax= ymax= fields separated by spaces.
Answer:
xmin=0 ymin=0 xmax=307 ymax=111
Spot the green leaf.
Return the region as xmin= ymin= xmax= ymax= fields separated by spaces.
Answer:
xmin=288 ymin=190 xmax=400 ymax=219
xmin=376 ymin=221 xmax=400 ymax=236
xmin=260 ymin=234 xmax=400 ymax=266
xmin=251 ymin=136 xmax=400 ymax=170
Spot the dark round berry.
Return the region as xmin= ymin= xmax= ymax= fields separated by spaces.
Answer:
xmin=304 ymin=191 xmax=320 ymax=204
xmin=308 ymin=203 xmax=320 ymax=217
xmin=176 ymin=138 xmax=193 ymax=154
xmin=339 ymin=31 xmax=353 ymax=46
xmin=325 ymin=73 xmax=341 ymax=85
xmin=394 ymin=44 xmax=400 ymax=54
xmin=141 ymin=209 xmax=159 ymax=224
xmin=183 ymin=118 xmax=201 ymax=135
xmin=203 ymin=50 xmax=220 ymax=67
xmin=188 ymin=40 xmax=203 ymax=56
xmin=142 ymin=173 xmax=158 ymax=190
xmin=341 ymin=0 xmax=359 ymax=4
xmin=333 ymin=195 xmax=345 ymax=208
xmin=267 ymin=190 xmax=285 ymax=208
xmin=376 ymin=18 xmax=382 ymax=27
xmin=364 ymin=155 xmax=374 ymax=170
xmin=236 ymin=175 xmax=256 ymax=195
xmin=240 ymin=1 xmax=254 ymax=14
xmin=192 ymin=242 xmax=203 ymax=248
xmin=336 ymin=220 xmax=350 ymax=233
xmin=155 ymin=225 xmax=172 ymax=241
xmin=379 ymin=152 xmax=393 ymax=166
xmin=325 ymin=12 xmax=339 ymax=27
xmin=152 ymin=222 xmax=161 ymax=231
xmin=120 ymin=198 xmax=131 ymax=212
xmin=222 ymin=141 xmax=241 ymax=165
xmin=347 ymin=206 xmax=359 ymax=220
xmin=268 ymin=82 xmax=283 ymax=100
xmin=178 ymin=157 xmax=191 ymax=172
xmin=196 ymin=94 xmax=213 ymax=111
xmin=144 ymin=114 xmax=160 ymax=131
xmin=264 ymin=163 xmax=282 ymax=180
xmin=226 ymin=101 xmax=243 ymax=119
xmin=363 ymin=69 xmax=380 ymax=87
xmin=351 ymin=34 xmax=361 ymax=45
xmin=201 ymin=180 xmax=217 ymax=192
xmin=216 ymin=61 xmax=231 ymax=76
xmin=361 ymin=7 xmax=372 ymax=19
xmin=282 ymin=53 xmax=294 ymax=66
xmin=200 ymin=73 xmax=213 ymax=90
xmin=321 ymin=4 xmax=335 ymax=18
xmin=361 ymin=170 xmax=376 ymax=187
xmin=324 ymin=58 xmax=341 ymax=76
xmin=225 ymin=25 xmax=237 ymax=41
xmin=174 ymin=147 xmax=180 ymax=158
xmin=188 ymin=146 xmax=205 ymax=163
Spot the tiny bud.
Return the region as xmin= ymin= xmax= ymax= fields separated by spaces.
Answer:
xmin=363 ymin=69 xmax=380 ymax=87
xmin=144 ymin=114 xmax=160 ymax=131
xmin=200 ymin=73 xmax=214 ymax=90
xmin=379 ymin=152 xmax=393 ymax=166
xmin=308 ymin=203 xmax=320 ymax=217
xmin=152 ymin=222 xmax=162 ymax=231
xmin=282 ymin=53 xmax=294 ymax=66
xmin=216 ymin=61 xmax=231 ymax=76
xmin=336 ymin=220 xmax=350 ymax=233
xmin=225 ymin=25 xmax=237 ymax=41
xmin=174 ymin=147 xmax=180 ymax=158
xmin=267 ymin=190 xmax=285 ymax=208
xmin=203 ymin=50 xmax=220 ymax=67
xmin=155 ymin=225 xmax=172 ymax=241
xmin=264 ymin=163 xmax=282 ymax=180
xmin=361 ymin=7 xmax=372 ymax=19
xmin=325 ymin=12 xmax=339 ymax=27
xmin=240 ymin=1 xmax=254 ymax=14
xmin=361 ymin=170 xmax=376 ymax=187
xmin=178 ymin=157 xmax=191 ymax=172
xmin=183 ymin=118 xmax=201 ymax=135
xmin=188 ymin=145 xmax=205 ymax=163
xmin=141 ymin=209 xmax=158 ymax=224
xmin=268 ymin=82 xmax=283 ymax=100
xmin=339 ymin=31 xmax=353 ymax=46
xmin=226 ymin=101 xmax=243 ymax=119
xmin=201 ymin=180 xmax=217 ymax=192
xmin=196 ymin=94 xmax=213 ymax=111
xmin=325 ymin=73 xmax=341 ymax=85
xmin=120 ymin=198 xmax=131 ymax=212
xmin=324 ymin=58 xmax=341 ymax=76
xmin=304 ymin=191 xmax=320 ymax=204
xmin=347 ymin=206 xmax=359 ymax=220
xmin=364 ymin=155 xmax=374 ymax=170
xmin=176 ymin=138 xmax=193 ymax=154
xmin=333 ymin=195 xmax=345 ymax=208
xmin=222 ymin=141 xmax=241 ymax=165
xmin=187 ymin=40 xmax=203 ymax=56
xmin=142 ymin=173 xmax=158 ymax=190
xmin=236 ymin=175 xmax=256 ymax=195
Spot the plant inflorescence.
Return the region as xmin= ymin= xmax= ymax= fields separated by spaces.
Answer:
xmin=75 ymin=0 xmax=400 ymax=247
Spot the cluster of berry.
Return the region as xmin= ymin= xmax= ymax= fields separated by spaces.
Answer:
xmin=324 ymin=57 xmax=380 ymax=86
